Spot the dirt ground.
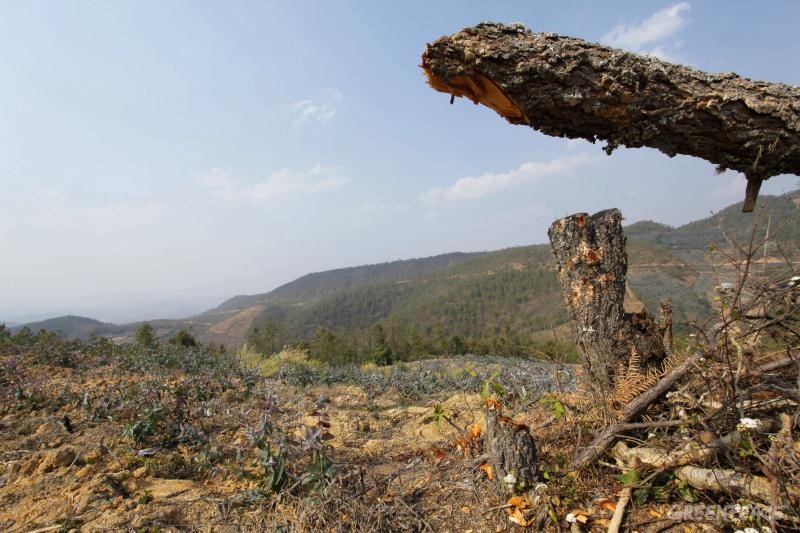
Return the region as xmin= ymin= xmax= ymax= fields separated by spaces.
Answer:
xmin=0 ymin=357 xmax=555 ymax=531
xmin=1 ymin=352 xmax=722 ymax=532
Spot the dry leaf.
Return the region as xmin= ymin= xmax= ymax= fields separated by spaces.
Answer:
xmin=567 ymin=510 xmax=589 ymax=523
xmin=479 ymin=462 xmax=494 ymax=480
xmin=507 ymin=494 xmax=530 ymax=510
xmin=456 ymin=437 xmax=469 ymax=455
xmin=507 ymin=507 xmax=528 ymax=526
xmin=485 ymin=396 xmax=501 ymax=410
xmin=433 ymin=447 xmax=446 ymax=462
xmin=469 ymin=423 xmax=482 ymax=440
xmin=598 ymin=499 xmax=617 ymax=512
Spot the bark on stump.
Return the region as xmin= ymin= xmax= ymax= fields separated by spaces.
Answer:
xmin=485 ymin=411 xmax=537 ymax=493
xmin=548 ymin=209 xmax=664 ymax=395
xmin=421 ymin=22 xmax=800 ymax=211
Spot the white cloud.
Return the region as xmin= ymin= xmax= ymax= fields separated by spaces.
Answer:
xmin=602 ymin=3 xmax=690 ymax=60
xmin=421 ymin=154 xmax=596 ymax=204
xmin=712 ymin=173 xmax=747 ymax=200
xmin=289 ymin=89 xmax=341 ymax=129
xmin=201 ymin=164 xmax=347 ymax=206
xmin=565 ymin=137 xmax=590 ymax=151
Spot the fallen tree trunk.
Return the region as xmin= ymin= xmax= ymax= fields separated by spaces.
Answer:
xmin=422 ymin=22 xmax=800 ymax=211
xmin=613 ymin=417 xmax=781 ymax=469
xmin=676 ymin=465 xmax=788 ymax=505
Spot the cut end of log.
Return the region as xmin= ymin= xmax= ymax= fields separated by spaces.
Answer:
xmin=421 ymin=58 xmax=528 ymax=125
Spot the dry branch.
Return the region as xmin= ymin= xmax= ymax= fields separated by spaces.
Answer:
xmin=608 ymin=457 xmax=632 ymax=533
xmin=607 ymin=486 xmax=631 ymax=533
xmin=613 ymin=418 xmax=780 ymax=469
xmin=570 ymin=350 xmax=704 ymax=471
xmin=422 ymin=22 xmax=800 ymax=211
xmin=676 ymin=465 xmax=786 ymax=505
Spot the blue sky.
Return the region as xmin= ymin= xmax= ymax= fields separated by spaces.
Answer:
xmin=1 ymin=1 xmax=798 ymax=322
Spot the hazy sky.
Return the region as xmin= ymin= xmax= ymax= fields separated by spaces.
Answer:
xmin=1 ymin=1 xmax=798 ymax=323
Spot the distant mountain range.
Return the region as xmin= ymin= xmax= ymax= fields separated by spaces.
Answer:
xmin=9 ymin=191 xmax=799 ymax=350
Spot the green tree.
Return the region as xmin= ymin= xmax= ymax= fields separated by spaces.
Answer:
xmin=310 ymin=326 xmax=355 ymax=364
xmin=135 ymin=323 xmax=156 ymax=348
xmin=408 ymin=326 xmax=427 ymax=359
xmin=432 ymin=322 xmax=448 ymax=355
xmin=11 ymin=327 xmax=34 ymax=348
xmin=448 ymin=334 xmax=467 ymax=355
xmin=248 ymin=322 xmax=280 ymax=356
xmin=0 ymin=323 xmax=10 ymax=350
xmin=371 ymin=324 xmax=393 ymax=366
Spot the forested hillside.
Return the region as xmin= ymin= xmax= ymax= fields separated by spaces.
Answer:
xmin=12 ymin=191 xmax=798 ymax=362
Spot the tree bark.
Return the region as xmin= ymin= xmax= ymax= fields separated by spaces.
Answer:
xmin=485 ymin=411 xmax=537 ymax=493
xmin=675 ymin=465 xmax=793 ymax=505
xmin=548 ymin=209 xmax=664 ymax=395
xmin=422 ymin=22 xmax=800 ymax=211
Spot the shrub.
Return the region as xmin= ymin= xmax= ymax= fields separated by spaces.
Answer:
xmin=169 ymin=329 xmax=198 ymax=348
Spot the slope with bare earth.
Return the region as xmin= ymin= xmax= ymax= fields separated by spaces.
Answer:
xmin=0 ymin=341 xmax=576 ymax=532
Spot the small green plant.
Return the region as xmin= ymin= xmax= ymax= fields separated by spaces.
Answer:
xmin=431 ymin=403 xmax=445 ymax=429
xmin=248 ymin=408 xmax=290 ymax=496
xmin=254 ymin=440 xmax=288 ymax=494
xmin=299 ymin=394 xmax=336 ymax=493
xmin=675 ymin=478 xmax=698 ymax=502
xmin=631 ymin=472 xmax=671 ymax=505
xmin=616 ymin=468 xmax=640 ymax=487
xmin=538 ymin=394 xmax=566 ymax=420
xmin=124 ymin=405 xmax=165 ymax=445
xmin=138 ymin=490 xmax=154 ymax=505
xmin=480 ymin=370 xmax=505 ymax=402
xmin=303 ymin=447 xmax=335 ymax=493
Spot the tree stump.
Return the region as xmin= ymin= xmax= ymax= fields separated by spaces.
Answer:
xmin=485 ymin=411 xmax=537 ymax=493
xmin=548 ymin=209 xmax=665 ymax=396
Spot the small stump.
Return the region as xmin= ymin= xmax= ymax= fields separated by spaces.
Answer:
xmin=485 ymin=411 xmax=537 ymax=493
